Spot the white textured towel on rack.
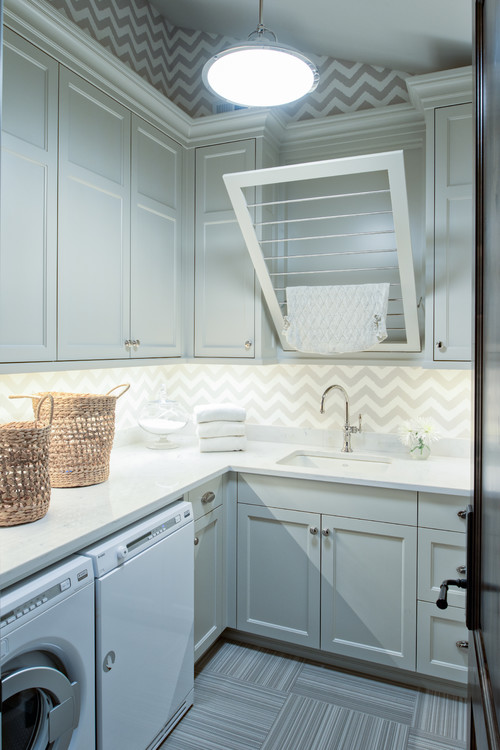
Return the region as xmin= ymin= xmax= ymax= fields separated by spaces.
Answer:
xmin=283 ymin=283 xmax=390 ymax=354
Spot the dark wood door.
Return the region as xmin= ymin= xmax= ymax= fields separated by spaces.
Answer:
xmin=470 ymin=1 xmax=500 ymax=747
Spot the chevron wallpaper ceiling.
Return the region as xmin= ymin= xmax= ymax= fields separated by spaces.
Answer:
xmin=46 ymin=0 xmax=410 ymax=120
xmin=0 ymin=363 xmax=472 ymax=440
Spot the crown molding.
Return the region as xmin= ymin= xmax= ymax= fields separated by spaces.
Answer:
xmin=406 ymin=66 xmax=473 ymax=112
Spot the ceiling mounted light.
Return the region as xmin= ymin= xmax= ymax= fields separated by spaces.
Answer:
xmin=202 ymin=0 xmax=320 ymax=108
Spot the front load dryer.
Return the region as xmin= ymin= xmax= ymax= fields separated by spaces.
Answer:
xmin=0 ymin=555 xmax=95 ymax=750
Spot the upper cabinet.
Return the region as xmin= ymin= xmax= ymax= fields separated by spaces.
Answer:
xmin=58 ymin=70 xmax=132 ymax=360
xmin=194 ymin=140 xmax=257 ymax=358
xmin=433 ymin=103 xmax=473 ymax=362
xmin=58 ymin=70 xmax=183 ymax=361
xmin=0 ymin=30 xmax=58 ymax=362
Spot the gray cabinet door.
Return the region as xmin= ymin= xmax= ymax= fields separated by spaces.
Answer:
xmin=0 ymin=31 xmax=58 ymax=362
xmin=194 ymin=140 xmax=256 ymax=357
xmin=130 ymin=116 xmax=182 ymax=358
xmin=321 ymin=515 xmax=417 ymax=670
xmin=433 ymin=103 xmax=473 ymax=362
xmin=194 ymin=506 xmax=224 ymax=660
xmin=58 ymin=68 xmax=131 ymax=360
xmin=237 ymin=504 xmax=321 ymax=648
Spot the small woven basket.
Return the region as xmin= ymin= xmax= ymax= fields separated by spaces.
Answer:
xmin=0 ymin=394 xmax=54 ymax=526
xmin=13 ymin=385 xmax=130 ymax=488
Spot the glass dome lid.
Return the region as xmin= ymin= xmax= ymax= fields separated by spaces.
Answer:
xmin=138 ymin=385 xmax=189 ymax=450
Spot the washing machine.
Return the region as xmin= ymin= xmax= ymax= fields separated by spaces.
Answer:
xmin=0 ymin=555 xmax=95 ymax=750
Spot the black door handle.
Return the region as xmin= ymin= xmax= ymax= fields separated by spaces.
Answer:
xmin=436 ymin=578 xmax=467 ymax=609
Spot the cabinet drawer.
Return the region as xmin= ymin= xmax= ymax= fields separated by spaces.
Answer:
xmin=238 ymin=473 xmax=416 ymax=526
xmin=417 ymin=601 xmax=468 ymax=683
xmin=418 ymin=528 xmax=466 ymax=608
xmin=418 ymin=492 xmax=468 ymax=532
xmin=187 ymin=476 xmax=224 ymax=520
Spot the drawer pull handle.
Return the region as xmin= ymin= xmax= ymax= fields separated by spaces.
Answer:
xmin=456 ymin=640 xmax=469 ymax=649
xmin=322 ymin=528 xmax=330 ymax=537
xmin=310 ymin=527 xmax=318 ymax=535
xmin=194 ymin=536 xmax=199 ymax=546
xmin=456 ymin=565 xmax=466 ymax=575
xmin=457 ymin=509 xmax=467 ymax=519
xmin=201 ymin=491 xmax=215 ymax=504
xmin=436 ymin=578 xmax=467 ymax=609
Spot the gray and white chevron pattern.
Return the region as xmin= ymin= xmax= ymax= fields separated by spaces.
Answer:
xmin=44 ymin=0 xmax=410 ymax=120
xmin=0 ymin=363 xmax=472 ymax=439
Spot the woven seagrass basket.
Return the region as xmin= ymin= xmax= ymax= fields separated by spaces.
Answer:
xmin=0 ymin=394 xmax=54 ymax=526
xmin=13 ymin=385 xmax=130 ymax=488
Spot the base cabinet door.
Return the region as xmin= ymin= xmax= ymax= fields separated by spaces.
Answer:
xmin=237 ymin=504 xmax=321 ymax=648
xmin=417 ymin=602 xmax=468 ymax=683
xmin=194 ymin=506 xmax=224 ymax=661
xmin=321 ymin=516 xmax=417 ymax=670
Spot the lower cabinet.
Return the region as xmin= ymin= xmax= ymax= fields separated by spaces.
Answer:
xmin=237 ymin=499 xmax=416 ymax=670
xmin=417 ymin=602 xmax=468 ymax=683
xmin=188 ymin=477 xmax=225 ymax=661
xmin=194 ymin=506 xmax=224 ymax=661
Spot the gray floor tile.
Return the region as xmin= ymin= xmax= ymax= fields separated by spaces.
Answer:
xmin=292 ymin=661 xmax=418 ymax=725
xmin=199 ymin=639 xmax=304 ymax=691
xmin=260 ymin=694 xmax=409 ymax=750
xmin=407 ymin=729 xmax=467 ymax=749
xmin=159 ymin=671 xmax=287 ymax=750
xmin=412 ymin=691 xmax=467 ymax=741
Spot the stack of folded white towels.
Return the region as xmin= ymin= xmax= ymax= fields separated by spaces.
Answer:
xmin=194 ymin=403 xmax=247 ymax=452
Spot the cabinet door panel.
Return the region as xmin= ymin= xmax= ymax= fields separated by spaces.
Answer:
xmin=58 ymin=69 xmax=130 ymax=360
xmin=0 ymin=31 xmax=58 ymax=362
xmin=194 ymin=506 xmax=224 ymax=661
xmin=195 ymin=141 xmax=255 ymax=357
xmin=237 ymin=504 xmax=320 ymax=647
xmin=433 ymin=103 xmax=473 ymax=361
xmin=130 ymin=117 xmax=182 ymax=357
xmin=321 ymin=516 xmax=416 ymax=670
xmin=417 ymin=601 xmax=468 ymax=683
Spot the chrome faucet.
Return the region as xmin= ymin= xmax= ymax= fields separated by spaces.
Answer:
xmin=320 ymin=384 xmax=362 ymax=453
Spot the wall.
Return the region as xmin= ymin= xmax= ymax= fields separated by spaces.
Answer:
xmin=45 ymin=0 xmax=410 ymax=120
xmin=0 ymin=363 xmax=471 ymax=441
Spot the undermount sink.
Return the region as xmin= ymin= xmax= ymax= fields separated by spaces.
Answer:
xmin=276 ymin=450 xmax=392 ymax=472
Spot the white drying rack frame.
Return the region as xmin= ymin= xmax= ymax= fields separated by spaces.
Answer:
xmin=223 ymin=150 xmax=421 ymax=353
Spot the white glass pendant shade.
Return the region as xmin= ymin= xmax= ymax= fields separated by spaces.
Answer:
xmin=203 ymin=41 xmax=319 ymax=107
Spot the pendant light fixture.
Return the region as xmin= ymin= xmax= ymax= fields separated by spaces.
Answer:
xmin=202 ymin=0 xmax=319 ymax=108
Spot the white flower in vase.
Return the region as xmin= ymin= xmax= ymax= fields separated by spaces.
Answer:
xmin=398 ymin=416 xmax=440 ymax=460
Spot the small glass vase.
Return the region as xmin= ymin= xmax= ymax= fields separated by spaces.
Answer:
xmin=409 ymin=439 xmax=431 ymax=460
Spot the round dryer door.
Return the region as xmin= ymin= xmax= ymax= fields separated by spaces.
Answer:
xmin=1 ymin=651 xmax=81 ymax=750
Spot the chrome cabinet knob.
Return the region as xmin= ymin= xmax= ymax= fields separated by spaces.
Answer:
xmin=201 ymin=491 xmax=215 ymax=504
xmin=436 ymin=341 xmax=445 ymax=350
xmin=244 ymin=340 xmax=253 ymax=350
xmin=322 ymin=528 xmax=331 ymax=537
xmin=456 ymin=564 xmax=466 ymax=575
xmin=194 ymin=536 xmax=199 ymax=546
xmin=124 ymin=339 xmax=131 ymax=351
xmin=131 ymin=339 xmax=140 ymax=351
xmin=309 ymin=527 xmax=318 ymax=535
xmin=456 ymin=640 xmax=469 ymax=649
xmin=457 ymin=509 xmax=467 ymax=520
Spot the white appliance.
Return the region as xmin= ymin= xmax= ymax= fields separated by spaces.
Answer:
xmin=83 ymin=499 xmax=194 ymax=750
xmin=0 ymin=555 xmax=95 ymax=750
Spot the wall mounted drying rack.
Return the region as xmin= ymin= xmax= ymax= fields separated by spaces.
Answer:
xmin=224 ymin=150 xmax=421 ymax=353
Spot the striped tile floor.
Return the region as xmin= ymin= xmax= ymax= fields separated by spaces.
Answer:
xmin=160 ymin=640 xmax=467 ymax=750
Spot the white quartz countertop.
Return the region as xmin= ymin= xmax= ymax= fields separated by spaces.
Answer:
xmin=0 ymin=438 xmax=472 ymax=589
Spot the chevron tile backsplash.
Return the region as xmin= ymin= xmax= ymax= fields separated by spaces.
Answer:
xmin=0 ymin=363 xmax=472 ymax=440
xmin=45 ymin=0 xmax=410 ymax=120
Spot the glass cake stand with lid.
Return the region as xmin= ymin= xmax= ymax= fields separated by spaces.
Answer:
xmin=138 ymin=385 xmax=189 ymax=449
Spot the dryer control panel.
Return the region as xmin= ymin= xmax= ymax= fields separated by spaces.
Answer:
xmin=82 ymin=499 xmax=192 ymax=577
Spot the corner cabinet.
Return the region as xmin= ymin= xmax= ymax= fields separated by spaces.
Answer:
xmin=58 ymin=69 xmax=183 ymax=361
xmin=0 ymin=30 xmax=58 ymax=362
xmin=194 ymin=140 xmax=257 ymax=358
